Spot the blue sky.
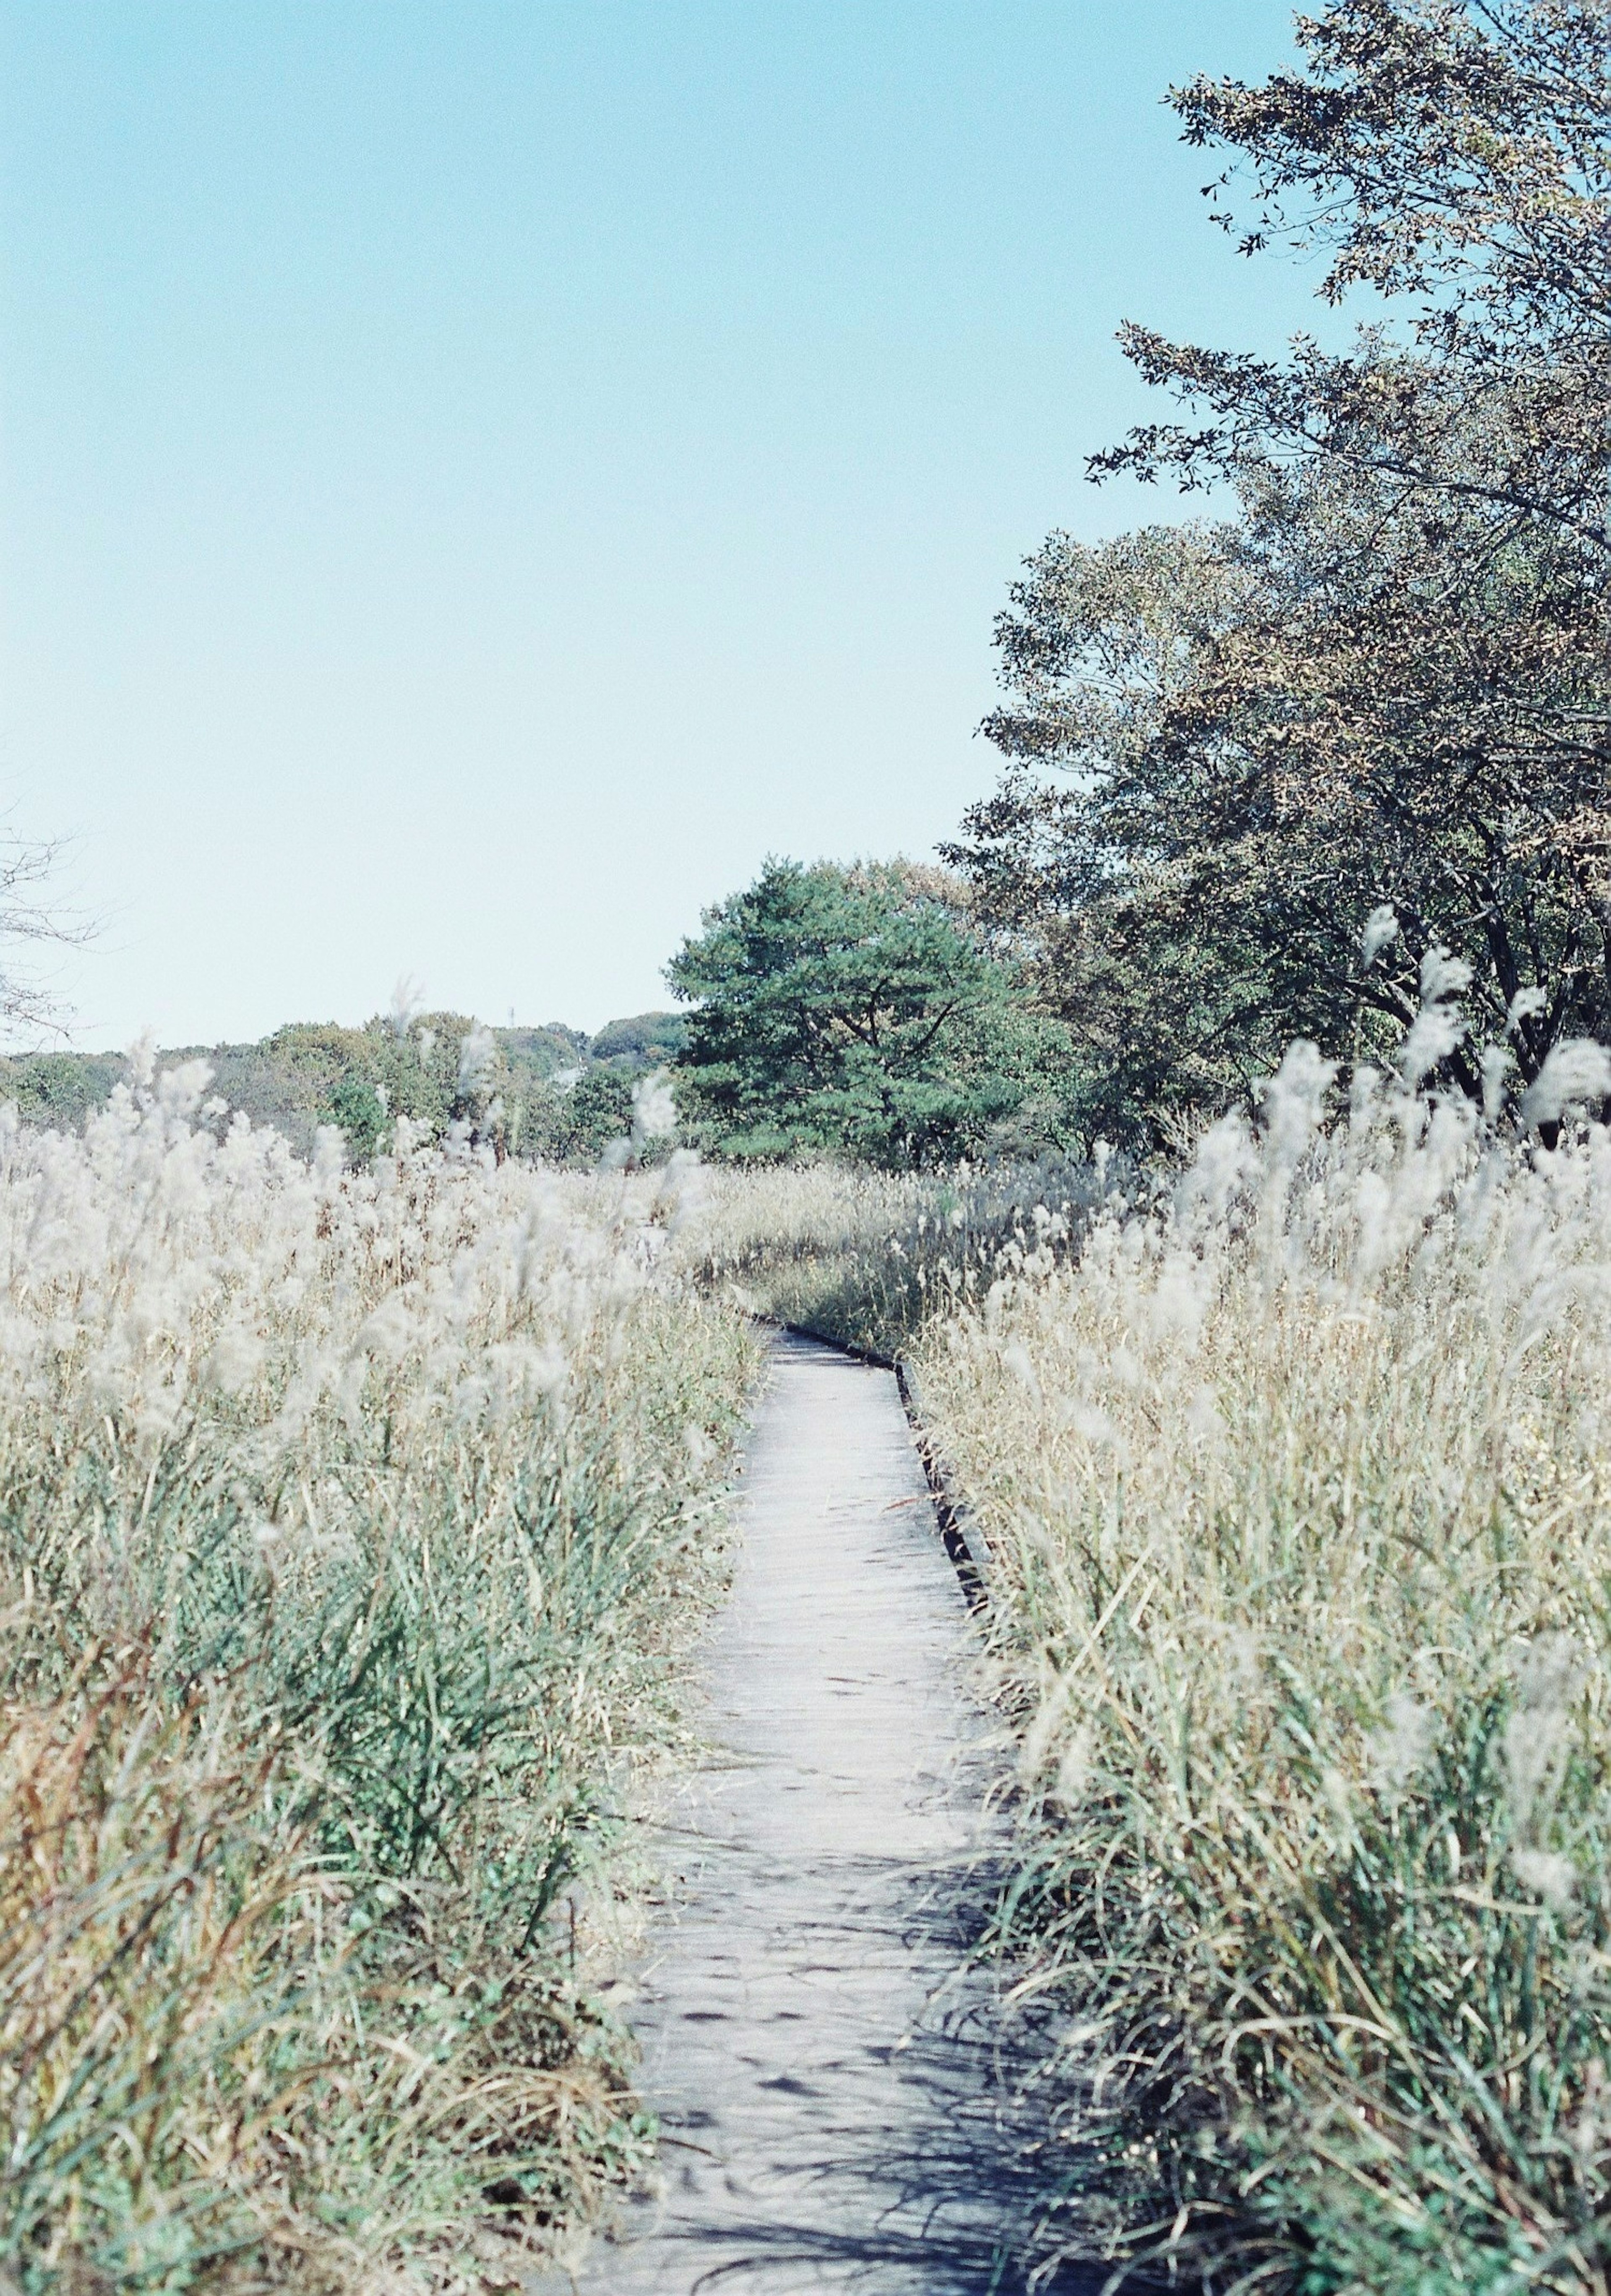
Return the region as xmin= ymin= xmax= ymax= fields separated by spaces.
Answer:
xmin=2 ymin=0 xmax=1319 ymax=1046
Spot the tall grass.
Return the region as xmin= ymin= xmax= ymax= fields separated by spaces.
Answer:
xmin=695 ymin=1154 xmax=1113 ymax=1358
xmin=0 ymin=1056 xmax=756 ymax=2290
xmin=906 ymin=1046 xmax=1611 ymax=2291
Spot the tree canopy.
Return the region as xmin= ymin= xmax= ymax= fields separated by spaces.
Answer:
xmin=667 ymin=859 xmax=1075 ymax=1164
xmin=947 ymin=0 xmax=1610 ymax=1145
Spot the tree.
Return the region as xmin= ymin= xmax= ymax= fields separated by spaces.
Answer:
xmin=1105 ymin=0 xmax=1611 ymax=556
xmin=949 ymin=0 xmax=1610 ymax=1140
xmin=588 ymin=1012 xmax=689 ymax=1066
xmin=521 ymin=1066 xmax=637 ymax=1164
xmin=207 ymin=1014 xmax=499 ymax=1161
xmin=0 ymin=829 xmax=92 ymax=1044
xmin=0 ymin=1051 xmax=124 ymax=1130
xmin=667 ymin=859 xmax=1076 ymax=1164
xmin=324 ymin=1069 xmax=388 ymax=1162
xmin=951 ymin=456 xmax=1609 ymax=1134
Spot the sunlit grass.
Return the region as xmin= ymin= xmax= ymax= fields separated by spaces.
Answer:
xmin=910 ymin=1054 xmax=1611 ymax=2290
xmin=27 ymin=1027 xmax=1611 ymax=2289
xmin=709 ymin=1056 xmax=1611 ymax=2291
xmin=0 ymin=1062 xmax=756 ymax=2291
xmin=693 ymin=1153 xmax=1112 ymax=1358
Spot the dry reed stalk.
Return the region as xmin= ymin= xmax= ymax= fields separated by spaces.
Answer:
xmin=0 ymin=1065 xmax=757 ymax=2290
xmin=911 ymin=1051 xmax=1611 ymax=2290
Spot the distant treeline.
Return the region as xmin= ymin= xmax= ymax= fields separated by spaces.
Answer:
xmin=2 ymin=1010 xmax=687 ymax=1165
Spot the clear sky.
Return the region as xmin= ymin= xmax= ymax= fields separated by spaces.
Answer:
xmin=2 ymin=0 xmax=1318 ymax=1048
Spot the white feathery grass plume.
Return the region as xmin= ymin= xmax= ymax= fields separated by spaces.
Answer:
xmin=126 ymin=1030 xmax=158 ymax=1092
xmin=157 ymin=1059 xmax=216 ymax=1119
xmin=1502 ymin=1634 xmax=1581 ymax=1836
xmin=656 ymin=1144 xmax=709 ymax=1234
xmin=631 ymin=1068 xmax=678 ymax=1147
xmin=1512 ymin=1849 xmax=1577 ymax=1912
xmin=1256 ymin=1040 xmax=1337 ymax=1165
xmin=457 ymin=1027 xmax=496 ymax=1101
xmin=1389 ymin=944 xmax=1474 ymax=1087
xmin=389 ymin=975 xmax=425 ymax=1040
xmin=1371 ymin=1692 xmax=1434 ymax=1795
xmin=1400 ymin=1001 xmax=1465 ymax=1088
xmin=1520 ymin=1039 xmax=1611 ymax=1128
xmin=1360 ymin=903 xmax=1399 ymax=967
xmin=1481 ymin=1042 xmax=1512 ymax=1122
xmin=1507 ymin=984 xmax=1549 ymax=1034
xmin=1001 ymin=1341 xmax=1041 ymax=1400
xmin=1420 ymin=945 xmax=1474 ymax=1004
xmin=1177 ymin=1110 xmax=1257 ymax=1229
xmin=1053 ymin=1725 xmax=1095 ymax=1812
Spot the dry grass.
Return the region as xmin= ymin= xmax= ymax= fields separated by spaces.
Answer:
xmin=33 ymin=1018 xmax=1611 ymax=2289
xmin=908 ymin=1049 xmax=1611 ymax=2291
xmin=694 ymin=1154 xmax=1111 ymax=1358
xmin=0 ymin=1060 xmax=756 ymax=2291
xmin=710 ymin=1043 xmax=1611 ymax=2290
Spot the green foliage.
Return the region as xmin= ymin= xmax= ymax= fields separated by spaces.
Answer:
xmin=667 ymin=858 xmax=1077 ymax=1166
xmin=0 ymin=1051 xmax=124 ymax=1130
xmin=366 ymin=1010 xmax=488 ymax=1139
xmin=590 ymin=1011 xmax=688 ymax=1068
xmin=949 ymin=479 xmax=1611 ymax=1143
xmin=497 ymin=1022 xmax=592 ymax=1078
xmin=323 ymin=1069 xmax=388 ymax=1162
xmin=209 ymin=1022 xmax=404 ymax=1157
xmin=521 ymin=1067 xmax=638 ymax=1165
xmin=0 ymin=1012 xmax=688 ymax=1169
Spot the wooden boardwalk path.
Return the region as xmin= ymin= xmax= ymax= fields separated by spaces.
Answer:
xmin=549 ymin=1332 xmax=1097 ymax=2294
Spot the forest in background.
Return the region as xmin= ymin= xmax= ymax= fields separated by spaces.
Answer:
xmin=0 ymin=1007 xmax=687 ymax=1165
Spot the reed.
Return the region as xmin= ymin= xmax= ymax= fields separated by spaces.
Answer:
xmin=694 ymin=1153 xmax=1112 ymax=1357
xmin=0 ymin=1062 xmax=756 ymax=2290
xmin=909 ymin=1049 xmax=1611 ymax=2290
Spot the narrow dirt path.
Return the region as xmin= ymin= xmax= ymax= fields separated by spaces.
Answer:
xmin=553 ymin=1332 xmax=1094 ymax=2294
